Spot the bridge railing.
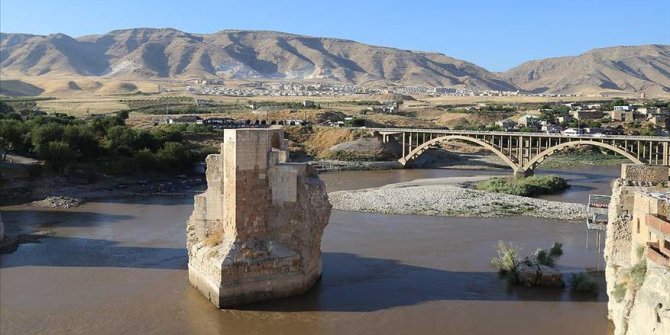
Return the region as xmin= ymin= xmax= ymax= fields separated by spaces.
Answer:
xmin=363 ymin=127 xmax=670 ymax=142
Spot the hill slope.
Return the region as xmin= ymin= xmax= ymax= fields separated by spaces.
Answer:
xmin=0 ymin=28 xmax=514 ymax=90
xmin=502 ymin=45 xmax=670 ymax=96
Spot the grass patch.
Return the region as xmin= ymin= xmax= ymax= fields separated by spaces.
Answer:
xmin=491 ymin=241 xmax=521 ymax=274
xmin=476 ymin=175 xmax=569 ymax=197
xmin=570 ymin=272 xmax=600 ymax=295
xmin=613 ymin=283 xmax=627 ymax=302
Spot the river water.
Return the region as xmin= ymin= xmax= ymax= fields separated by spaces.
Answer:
xmin=0 ymin=166 xmax=620 ymax=335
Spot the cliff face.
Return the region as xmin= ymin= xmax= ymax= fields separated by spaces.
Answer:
xmin=604 ymin=165 xmax=670 ymax=335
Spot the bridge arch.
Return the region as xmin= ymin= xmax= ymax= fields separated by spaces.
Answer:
xmin=400 ymin=135 xmax=520 ymax=171
xmin=522 ymin=140 xmax=643 ymax=171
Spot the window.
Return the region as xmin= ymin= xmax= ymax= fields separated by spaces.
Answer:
xmin=637 ymin=218 xmax=640 ymax=234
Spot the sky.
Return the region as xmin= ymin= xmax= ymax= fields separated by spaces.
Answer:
xmin=1 ymin=0 xmax=669 ymax=71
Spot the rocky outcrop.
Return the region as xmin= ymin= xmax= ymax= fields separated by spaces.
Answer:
xmin=605 ymin=164 xmax=670 ymax=335
xmin=31 ymin=196 xmax=84 ymax=208
xmin=186 ymin=129 xmax=331 ymax=308
xmin=516 ymin=263 xmax=564 ymax=288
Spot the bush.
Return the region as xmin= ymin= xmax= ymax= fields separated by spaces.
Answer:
xmin=31 ymin=123 xmax=65 ymax=152
xmin=155 ymin=142 xmax=193 ymax=174
xmin=613 ymin=283 xmax=627 ymax=302
xmin=134 ymin=148 xmax=156 ymax=172
xmin=534 ymin=242 xmax=563 ymax=267
xmin=0 ymin=119 xmax=27 ymax=159
xmin=570 ymin=272 xmax=600 ymax=295
xmin=64 ymin=125 xmax=99 ymax=157
xmin=476 ymin=175 xmax=569 ymax=197
xmin=38 ymin=141 xmax=78 ymax=171
xmin=107 ymin=125 xmax=138 ymax=155
xmin=491 ymin=241 xmax=521 ymax=274
xmin=629 ymin=260 xmax=647 ymax=288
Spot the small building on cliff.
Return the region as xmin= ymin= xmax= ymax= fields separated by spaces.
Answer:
xmin=631 ymin=192 xmax=670 ymax=267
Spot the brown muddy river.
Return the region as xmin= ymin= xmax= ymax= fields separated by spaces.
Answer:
xmin=0 ymin=166 xmax=619 ymax=335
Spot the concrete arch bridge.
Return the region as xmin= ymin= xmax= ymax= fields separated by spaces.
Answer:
xmin=369 ymin=128 xmax=670 ymax=177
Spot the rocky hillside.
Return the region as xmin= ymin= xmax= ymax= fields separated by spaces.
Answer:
xmin=0 ymin=28 xmax=514 ymax=90
xmin=502 ymin=45 xmax=670 ymax=96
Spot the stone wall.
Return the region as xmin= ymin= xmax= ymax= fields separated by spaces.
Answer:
xmin=621 ymin=164 xmax=670 ymax=184
xmin=187 ymin=129 xmax=331 ymax=308
xmin=605 ymin=164 xmax=670 ymax=335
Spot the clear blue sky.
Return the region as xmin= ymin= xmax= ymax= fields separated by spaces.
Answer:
xmin=1 ymin=0 xmax=669 ymax=71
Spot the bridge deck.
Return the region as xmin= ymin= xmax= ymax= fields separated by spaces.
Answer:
xmin=366 ymin=127 xmax=670 ymax=142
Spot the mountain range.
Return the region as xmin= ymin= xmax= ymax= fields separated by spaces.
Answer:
xmin=1 ymin=28 xmax=669 ymax=96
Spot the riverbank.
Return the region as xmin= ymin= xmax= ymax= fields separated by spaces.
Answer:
xmin=328 ymin=176 xmax=587 ymax=220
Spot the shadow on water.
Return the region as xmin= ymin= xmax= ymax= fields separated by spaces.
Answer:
xmin=237 ymin=252 xmax=606 ymax=312
xmin=1 ymin=209 xmax=136 ymax=229
xmin=1 ymin=234 xmax=605 ymax=311
xmin=0 ymin=235 xmax=187 ymax=269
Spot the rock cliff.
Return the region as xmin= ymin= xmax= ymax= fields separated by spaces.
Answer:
xmin=604 ymin=164 xmax=670 ymax=335
xmin=186 ymin=128 xmax=331 ymax=307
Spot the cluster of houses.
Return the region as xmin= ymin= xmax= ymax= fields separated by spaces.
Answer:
xmin=166 ymin=115 xmax=306 ymax=129
xmin=366 ymin=100 xmax=400 ymax=114
xmin=494 ymin=104 xmax=669 ymax=136
xmin=185 ymin=82 xmax=382 ymax=97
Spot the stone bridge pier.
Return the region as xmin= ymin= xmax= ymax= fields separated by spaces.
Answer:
xmin=187 ymin=129 xmax=332 ymax=308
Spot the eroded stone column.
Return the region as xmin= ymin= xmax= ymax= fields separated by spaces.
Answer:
xmin=187 ymin=129 xmax=332 ymax=307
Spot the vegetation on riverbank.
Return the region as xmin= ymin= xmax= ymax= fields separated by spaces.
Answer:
xmin=540 ymin=147 xmax=629 ymax=169
xmin=491 ymin=241 xmax=564 ymax=286
xmin=570 ymin=272 xmax=600 ymax=295
xmin=476 ymin=175 xmax=569 ymax=197
xmin=0 ymin=105 xmax=212 ymax=175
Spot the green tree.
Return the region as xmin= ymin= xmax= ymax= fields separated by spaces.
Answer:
xmin=107 ymin=125 xmax=138 ymax=155
xmin=30 ymin=123 xmax=65 ymax=152
xmin=64 ymin=125 xmax=99 ymax=158
xmin=134 ymin=148 xmax=156 ymax=172
xmin=38 ymin=141 xmax=78 ymax=172
xmin=0 ymin=120 xmax=26 ymax=160
xmin=0 ymin=101 xmax=15 ymax=114
xmin=135 ymin=130 xmax=159 ymax=151
xmin=155 ymin=142 xmax=193 ymax=173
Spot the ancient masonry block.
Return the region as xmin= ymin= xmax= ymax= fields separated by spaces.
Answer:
xmin=186 ymin=128 xmax=332 ymax=307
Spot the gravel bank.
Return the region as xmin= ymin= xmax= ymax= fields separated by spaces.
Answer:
xmin=328 ymin=183 xmax=587 ymax=221
xmin=31 ymin=196 xmax=84 ymax=209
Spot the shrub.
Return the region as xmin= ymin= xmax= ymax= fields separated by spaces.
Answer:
xmin=491 ymin=241 xmax=521 ymax=274
xmin=613 ymin=283 xmax=627 ymax=302
xmin=134 ymin=148 xmax=156 ymax=172
xmin=0 ymin=119 xmax=27 ymax=159
xmin=476 ymin=175 xmax=569 ymax=197
xmin=155 ymin=142 xmax=193 ymax=174
xmin=635 ymin=245 xmax=645 ymax=260
xmin=534 ymin=242 xmax=563 ymax=267
xmin=629 ymin=260 xmax=647 ymax=288
xmin=107 ymin=125 xmax=138 ymax=155
xmin=570 ymin=272 xmax=600 ymax=295
xmin=38 ymin=141 xmax=78 ymax=172
xmin=31 ymin=123 xmax=65 ymax=152
xmin=63 ymin=124 xmax=99 ymax=157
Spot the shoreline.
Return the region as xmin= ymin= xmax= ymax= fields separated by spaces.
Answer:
xmin=328 ymin=176 xmax=587 ymax=221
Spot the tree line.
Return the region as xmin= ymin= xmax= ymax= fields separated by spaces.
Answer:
xmin=0 ymin=101 xmax=206 ymax=174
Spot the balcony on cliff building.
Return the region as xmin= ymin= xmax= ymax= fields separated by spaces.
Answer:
xmin=647 ymin=242 xmax=670 ymax=267
xmin=646 ymin=213 xmax=670 ymax=237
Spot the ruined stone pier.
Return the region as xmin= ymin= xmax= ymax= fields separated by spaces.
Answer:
xmin=187 ymin=129 xmax=331 ymax=307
